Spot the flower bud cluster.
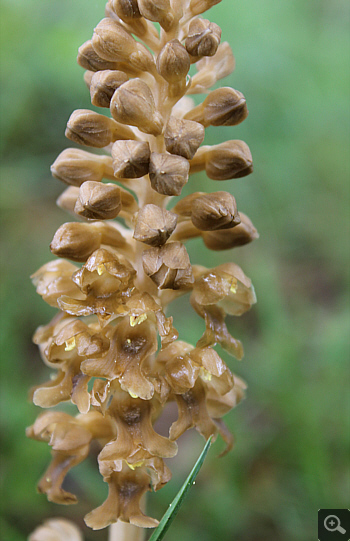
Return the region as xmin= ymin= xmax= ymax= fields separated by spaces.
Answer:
xmin=29 ymin=0 xmax=258 ymax=532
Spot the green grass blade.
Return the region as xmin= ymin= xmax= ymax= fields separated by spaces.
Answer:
xmin=148 ymin=436 xmax=213 ymax=541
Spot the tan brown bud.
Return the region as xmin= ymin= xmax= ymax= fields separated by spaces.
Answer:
xmin=50 ymin=222 xmax=127 ymax=261
xmin=189 ymin=0 xmax=222 ymax=17
xmin=189 ymin=42 xmax=235 ymax=94
xmin=202 ymin=212 xmax=259 ymax=250
xmin=185 ymin=18 xmax=221 ymax=58
xmin=172 ymin=192 xmax=206 ymax=216
xmin=92 ymin=18 xmax=154 ymax=72
xmin=138 ymin=0 xmax=175 ymax=31
xmin=112 ymin=140 xmax=150 ymax=178
xmin=204 ymin=88 xmax=248 ymax=126
xmin=110 ymin=79 xmax=163 ymax=136
xmin=164 ymin=117 xmax=205 ymax=160
xmin=133 ymin=204 xmax=177 ymax=246
xmin=74 ymin=182 xmax=122 ymax=220
xmin=77 ymin=40 xmax=129 ymax=72
xmin=142 ymin=242 xmax=194 ymax=290
xmin=51 ymin=148 xmax=114 ymax=186
xmin=149 ymin=153 xmax=190 ymax=196
xmin=90 ymin=70 xmax=129 ymax=108
xmin=156 ymin=40 xmax=190 ymax=83
xmin=191 ymin=191 xmax=240 ymax=231
xmin=50 ymin=223 xmax=103 ymax=262
xmin=110 ymin=0 xmax=141 ymax=21
xmin=205 ymin=141 xmax=253 ymax=180
xmin=185 ymin=87 xmax=248 ymax=127
xmin=65 ymin=109 xmax=136 ymax=148
xmin=190 ymin=141 xmax=253 ymax=180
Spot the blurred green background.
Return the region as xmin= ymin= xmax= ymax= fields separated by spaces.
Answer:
xmin=1 ymin=0 xmax=349 ymax=540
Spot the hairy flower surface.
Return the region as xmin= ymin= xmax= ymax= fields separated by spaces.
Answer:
xmin=28 ymin=0 xmax=258 ymax=531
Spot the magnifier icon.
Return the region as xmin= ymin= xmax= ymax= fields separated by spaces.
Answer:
xmin=324 ymin=515 xmax=346 ymax=534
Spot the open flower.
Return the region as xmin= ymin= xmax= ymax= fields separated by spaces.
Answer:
xmin=31 ymin=317 xmax=110 ymax=413
xmin=57 ymin=249 xmax=136 ymax=325
xmin=191 ymin=262 xmax=257 ymax=316
xmin=27 ymin=411 xmax=113 ymax=504
xmin=84 ymin=464 xmax=159 ymax=530
xmin=98 ymin=389 xmax=177 ymax=468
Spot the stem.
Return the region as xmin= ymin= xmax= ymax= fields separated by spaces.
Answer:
xmin=108 ymin=522 xmax=146 ymax=541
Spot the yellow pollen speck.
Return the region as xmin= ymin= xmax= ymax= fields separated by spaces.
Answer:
xmin=230 ymin=278 xmax=238 ymax=294
xmin=129 ymin=390 xmax=139 ymax=399
xmin=65 ymin=337 xmax=76 ymax=351
xmin=130 ymin=313 xmax=147 ymax=327
xmin=126 ymin=338 xmax=131 ymax=344
xmin=46 ymin=477 xmax=51 ymax=483
xmin=126 ymin=460 xmax=144 ymax=470
xmin=97 ymin=264 xmax=106 ymax=275
xmin=200 ymin=367 xmax=212 ymax=382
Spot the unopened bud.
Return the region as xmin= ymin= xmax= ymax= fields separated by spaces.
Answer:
xmin=190 ymin=141 xmax=253 ymax=180
xmin=133 ymin=204 xmax=177 ymax=246
xmin=157 ymin=40 xmax=190 ymax=83
xmin=51 ymin=148 xmax=114 ymax=186
xmin=191 ymin=191 xmax=240 ymax=230
xmin=90 ymin=70 xmax=129 ymax=108
xmin=50 ymin=222 xmax=103 ymax=262
xmin=92 ymin=18 xmax=154 ymax=72
xmin=78 ymin=40 xmax=129 ymax=72
xmin=202 ymin=212 xmax=259 ymax=250
xmin=112 ymin=140 xmax=150 ymax=178
xmin=189 ymin=0 xmax=222 ymax=17
xmin=50 ymin=221 xmax=127 ymax=262
xmin=149 ymin=153 xmax=190 ymax=196
xmin=185 ymin=18 xmax=221 ymax=58
xmin=164 ymin=117 xmax=205 ymax=160
xmin=65 ymin=109 xmax=136 ymax=148
xmin=74 ymin=181 xmax=122 ymax=220
xmin=185 ymin=87 xmax=248 ymax=127
xmin=142 ymin=242 xmax=194 ymax=290
xmin=110 ymin=0 xmax=141 ymax=20
xmin=110 ymin=79 xmax=163 ymax=136
xmin=139 ymin=0 xmax=175 ymax=31
xmin=206 ymin=141 xmax=253 ymax=180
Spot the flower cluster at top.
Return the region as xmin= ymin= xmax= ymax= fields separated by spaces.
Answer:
xmin=27 ymin=0 xmax=258 ymax=531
